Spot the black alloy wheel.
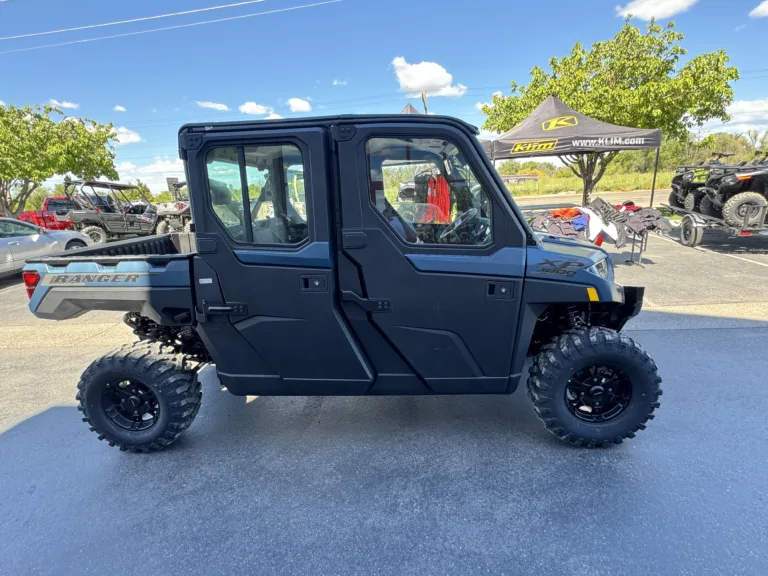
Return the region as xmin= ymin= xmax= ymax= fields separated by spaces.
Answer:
xmin=566 ymin=365 xmax=632 ymax=422
xmin=101 ymin=379 xmax=160 ymax=432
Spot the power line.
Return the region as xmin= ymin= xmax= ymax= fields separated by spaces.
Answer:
xmin=0 ymin=0 xmax=268 ymax=41
xmin=0 ymin=0 xmax=343 ymax=55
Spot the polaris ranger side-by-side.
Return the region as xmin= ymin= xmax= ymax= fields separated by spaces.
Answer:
xmin=23 ymin=115 xmax=661 ymax=452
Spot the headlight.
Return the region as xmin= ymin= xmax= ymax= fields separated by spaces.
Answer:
xmin=722 ymin=175 xmax=738 ymax=185
xmin=587 ymin=258 xmax=613 ymax=280
xmin=682 ymin=172 xmax=694 ymax=182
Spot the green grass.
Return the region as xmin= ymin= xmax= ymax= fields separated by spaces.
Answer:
xmin=506 ymin=171 xmax=675 ymax=196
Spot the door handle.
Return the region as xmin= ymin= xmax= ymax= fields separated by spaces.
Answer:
xmin=486 ymin=281 xmax=514 ymax=299
xmin=206 ymin=303 xmax=248 ymax=315
xmin=8 ymin=242 xmax=19 ymax=246
xmin=341 ymin=290 xmax=392 ymax=312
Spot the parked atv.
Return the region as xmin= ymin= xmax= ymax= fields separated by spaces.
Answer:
xmin=155 ymin=181 xmax=192 ymax=233
xmin=668 ymin=152 xmax=733 ymax=209
xmin=697 ymin=151 xmax=768 ymax=226
xmin=58 ymin=180 xmax=158 ymax=244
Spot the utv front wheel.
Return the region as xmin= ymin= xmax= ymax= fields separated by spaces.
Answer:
xmin=527 ymin=327 xmax=661 ymax=447
xmin=76 ymin=342 xmax=202 ymax=452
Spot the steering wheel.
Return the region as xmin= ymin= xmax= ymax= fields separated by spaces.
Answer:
xmin=438 ymin=207 xmax=478 ymax=241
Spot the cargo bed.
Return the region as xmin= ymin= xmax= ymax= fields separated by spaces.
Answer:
xmin=24 ymin=234 xmax=197 ymax=324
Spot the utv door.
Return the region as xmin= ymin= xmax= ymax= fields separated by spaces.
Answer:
xmin=335 ymin=124 xmax=527 ymax=394
xmin=182 ymin=127 xmax=372 ymax=395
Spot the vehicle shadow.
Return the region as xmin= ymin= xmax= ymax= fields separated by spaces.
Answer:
xmin=0 ymin=275 xmax=22 ymax=291
xmin=665 ymin=227 xmax=768 ymax=254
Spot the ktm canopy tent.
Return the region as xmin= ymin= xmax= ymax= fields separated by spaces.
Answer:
xmin=481 ymin=96 xmax=663 ymax=205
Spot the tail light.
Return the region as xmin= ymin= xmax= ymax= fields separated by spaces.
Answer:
xmin=177 ymin=203 xmax=185 ymax=210
xmin=22 ymin=270 xmax=41 ymax=299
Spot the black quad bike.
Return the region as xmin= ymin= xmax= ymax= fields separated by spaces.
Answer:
xmin=673 ymin=151 xmax=768 ymax=226
xmin=24 ymin=114 xmax=662 ymax=452
xmin=57 ymin=180 xmax=158 ymax=244
xmin=668 ymin=152 xmax=737 ymax=211
xmin=702 ymin=152 xmax=768 ymax=227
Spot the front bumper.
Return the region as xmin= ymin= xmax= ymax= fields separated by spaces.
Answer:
xmin=612 ymin=286 xmax=644 ymax=331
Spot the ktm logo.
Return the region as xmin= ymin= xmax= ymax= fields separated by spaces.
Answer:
xmin=511 ymin=139 xmax=558 ymax=154
xmin=542 ymin=116 xmax=578 ymax=131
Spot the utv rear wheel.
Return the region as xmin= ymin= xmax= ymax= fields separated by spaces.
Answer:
xmin=527 ymin=327 xmax=661 ymax=447
xmin=182 ymin=220 xmax=193 ymax=233
xmin=76 ymin=342 xmax=202 ymax=452
xmin=81 ymin=225 xmax=107 ymax=244
xmin=155 ymin=219 xmax=169 ymax=235
xmin=722 ymin=192 xmax=767 ymax=227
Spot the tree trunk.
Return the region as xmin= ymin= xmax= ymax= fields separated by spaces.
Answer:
xmin=0 ymin=179 xmax=39 ymax=217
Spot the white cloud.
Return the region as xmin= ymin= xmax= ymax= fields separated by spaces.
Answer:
xmin=114 ymin=126 xmax=143 ymax=145
xmin=750 ymin=1 xmax=768 ymax=17
xmin=287 ymin=97 xmax=312 ymax=112
xmin=116 ymin=156 xmax=185 ymax=193
xmin=616 ymin=0 xmax=699 ymax=20
xmin=392 ymin=56 xmax=468 ymax=97
xmin=734 ymin=24 xmax=747 ymax=31
xmin=152 ymin=108 xmax=158 ymax=113
xmin=475 ymin=102 xmax=488 ymax=111
xmin=113 ymin=105 xmax=127 ymax=112
xmin=196 ymin=101 xmax=229 ymax=111
xmin=332 ymin=79 xmax=347 ymax=86
xmin=239 ymin=102 xmax=271 ymax=115
xmin=49 ymin=98 xmax=79 ymax=109
xmin=478 ymin=129 xmax=501 ymax=141
xmin=702 ymin=99 xmax=768 ymax=134
xmin=266 ymin=112 xmax=283 ymax=120
xmin=0 ymin=100 xmax=5 ymax=106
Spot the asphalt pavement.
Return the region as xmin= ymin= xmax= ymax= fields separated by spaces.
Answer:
xmin=1 ymin=234 xmax=768 ymax=575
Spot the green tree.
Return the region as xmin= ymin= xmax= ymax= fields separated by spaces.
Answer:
xmin=25 ymin=186 xmax=54 ymax=210
xmin=481 ymin=20 xmax=739 ymax=203
xmin=120 ymin=178 xmax=153 ymax=202
xmin=153 ymin=191 xmax=175 ymax=203
xmin=0 ymin=104 xmax=117 ymax=216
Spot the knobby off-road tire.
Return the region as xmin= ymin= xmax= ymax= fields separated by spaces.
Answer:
xmin=155 ymin=219 xmax=170 ymax=235
xmin=182 ymin=220 xmax=193 ymax=233
xmin=81 ymin=225 xmax=107 ymax=244
xmin=527 ymin=327 xmax=662 ymax=447
xmin=76 ymin=341 xmax=202 ymax=453
xmin=699 ymin=195 xmax=722 ymax=218
xmin=722 ymin=192 xmax=767 ymax=227
xmin=668 ymin=190 xmax=683 ymax=208
xmin=683 ymin=191 xmax=701 ymax=212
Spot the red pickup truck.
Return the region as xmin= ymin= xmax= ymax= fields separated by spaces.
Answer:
xmin=18 ymin=196 xmax=75 ymax=230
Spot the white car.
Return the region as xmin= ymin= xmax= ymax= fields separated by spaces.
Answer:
xmin=0 ymin=218 xmax=93 ymax=279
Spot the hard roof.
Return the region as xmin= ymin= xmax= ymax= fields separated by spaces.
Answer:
xmin=179 ymin=114 xmax=479 ymax=136
xmin=69 ymin=180 xmax=138 ymax=190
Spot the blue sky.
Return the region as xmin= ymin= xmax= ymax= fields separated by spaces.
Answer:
xmin=1 ymin=0 xmax=767 ymax=191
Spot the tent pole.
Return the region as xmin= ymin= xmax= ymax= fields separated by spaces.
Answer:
xmin=649 ymin=147 xmax=660 ymax=208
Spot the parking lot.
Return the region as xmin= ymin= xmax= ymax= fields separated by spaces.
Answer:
xmin=1 ymin=232 xmax=767 ymax=575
